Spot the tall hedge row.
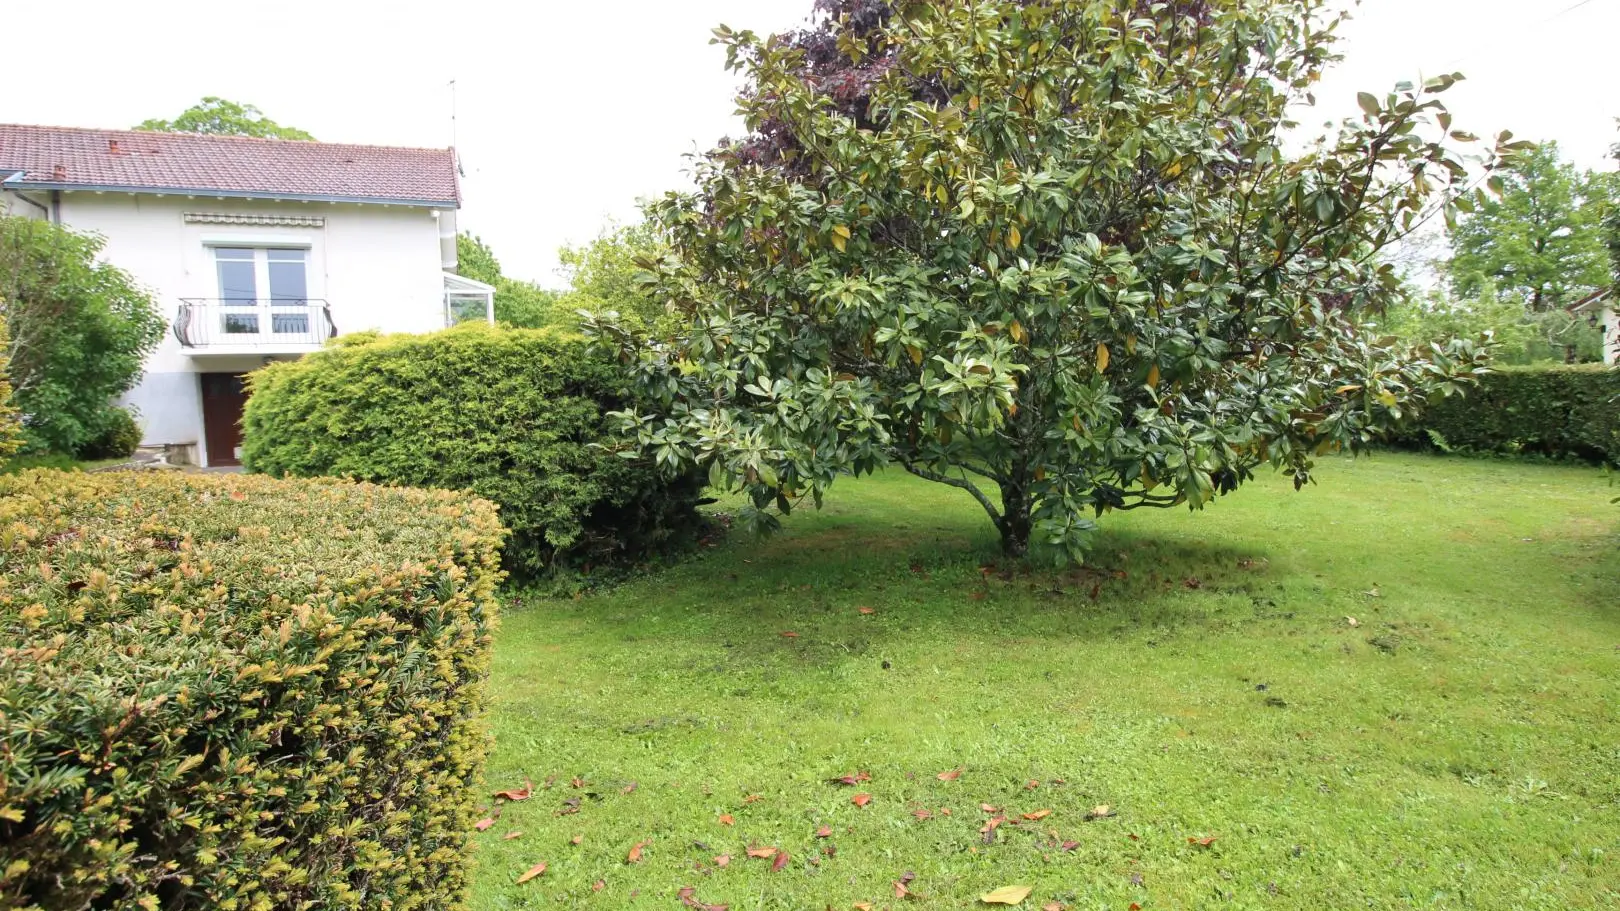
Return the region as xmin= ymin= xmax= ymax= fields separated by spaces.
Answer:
xmin=1401 ymin=364 xmax=1619 ymax=462
xmin=0 ymin=470 xmax=505 ymax=911
xmin=241 ymin=324 xmax=704 ymax=577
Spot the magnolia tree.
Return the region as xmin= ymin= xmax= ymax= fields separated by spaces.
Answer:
xmin=586 ymin=0 xmax=1521 ymax=559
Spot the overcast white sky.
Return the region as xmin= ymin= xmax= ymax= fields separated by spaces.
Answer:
xmin=3 ymin=0 xmax=1615 ymax=286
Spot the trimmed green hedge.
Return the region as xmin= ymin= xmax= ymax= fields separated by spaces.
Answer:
xmin=0 ymin=470 xmax=505 ymax=911
xmin=242 ymin=323 xmax=704 ymax=577
xmin=1401 ymin=364 xmax=1620 ymax=462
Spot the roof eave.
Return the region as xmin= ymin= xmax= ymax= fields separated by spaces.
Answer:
xmin=2 ymin=180 xmax=459 ymax=209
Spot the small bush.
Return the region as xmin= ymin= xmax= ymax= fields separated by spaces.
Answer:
xmin=76 ymin=405 xmax=143 ymax=460
xmin=0 ymin=470 xmax=505 ymax=911
xmin=0 ymin=215 xmax=166 ymax=454
xmin=242 ymin=323 xmax=704 ymax=577
xmin=1399 ymin=365 xmax=1620 ymax=462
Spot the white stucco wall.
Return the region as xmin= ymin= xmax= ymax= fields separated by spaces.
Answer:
xmin=1603 ymin=304 xmax=1619 ymax=366
xmin=50 ymin=192 xmax=452 ymax=462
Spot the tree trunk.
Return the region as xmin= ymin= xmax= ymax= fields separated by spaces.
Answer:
xmin=998 ymin=480 xmax=1032 ymax=557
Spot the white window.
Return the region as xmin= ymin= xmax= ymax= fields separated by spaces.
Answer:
xmin=213 ymin=246 xmax=311 ymax=335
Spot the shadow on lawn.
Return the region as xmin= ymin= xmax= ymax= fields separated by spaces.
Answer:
xmin=552 ymin=517 xmax=1285 ymax=666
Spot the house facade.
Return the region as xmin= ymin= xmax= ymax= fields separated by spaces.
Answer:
xmin=1570 ymin=290 xmax=1617 ymax=366
xmin=1 ymin=123 xmax=493 ymax=466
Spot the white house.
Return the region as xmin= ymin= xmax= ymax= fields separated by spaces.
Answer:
xmin=0 ymin=123 xmax=494 ymax=467
xmin=1570 ymin=290 xmax=1617 ymax=366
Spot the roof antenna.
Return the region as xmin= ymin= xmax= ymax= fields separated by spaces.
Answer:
xmin=449 ymin=78 xmax=465 ymax=176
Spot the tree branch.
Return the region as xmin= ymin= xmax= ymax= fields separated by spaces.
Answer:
xmin=902 ymin=460 xmax=1002 ymax=526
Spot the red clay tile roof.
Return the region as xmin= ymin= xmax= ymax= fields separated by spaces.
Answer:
xmin=0 ymin=123 xmax=458 ymax=206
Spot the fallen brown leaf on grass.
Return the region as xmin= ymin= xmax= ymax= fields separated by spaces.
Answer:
xmin=981 ymin=803 xmax=999 ymax=813
xmin=852 ymin=793 xmax=872 ymax=807
xmin=937 ymin=767 xmax=963 ymax=781
xmin=855 ymin=904 xmax=874 ymax=911
xmin=780 ymin=631 xmax=800 ymax=638
xmin=1043 ymin=903 xmax=1065 ymax=911
xmin=570 ymin=834 xmax=582 ymax=845
xmin=858 ymin=606 xmax=875 ymax=615
xmin=816 ymin=825 xmax=833 ymax=838
xmin=743 ymin=794 xmax=763 ymax=804
xmin=912 ymin=808 xmax=932 ymax=819
xmin=473 ymin=817 xmax=496 ymax=831
xmin=492 ymin=779 xmax=533 ymax=801
xmin=1188 ymin=835 xmax=1217 ymax=848
xmin=1025 ymin=779 xmax=1040 ymax=790
xmin=1085 ymin=804 xmax=1115 ymax=820
xmin=503 ymin=831 xmax=522 ymax=840
xmin=622 ymin=781 xmax=638 ymax=794
xmin=1021 ymin=809 xmax=1052 ymax=821
xmin=894 ymin=870 xmax=918 ymax=899
xmin=678 ymin=886 xmax=728 ymax=911
xmin=771 ymin=849 xmax=790 ymax=872
xmin=980 ymin=884 xmax=1032 ymax=905
xmin=718 ymin=813 xmax=734 ymax=826
xmin=713 ymin=854 xmax=730 ymax=867
xmin=593 ymin=879 xmax=605 ymax=892
xmin=830 ymin=771 xmax=872 ymax=786
xmin=746 ymin=845 xmax=779 ymax=859
xmin=515 ymin=862 xmax=547 ymax=884
xmin=1059 ymin=840 xmax=1079 ymax=852
xmin=627 ymin=840 xmax=650 ymax=863
xmin=570 ymin=776 xmax=585 ymax=789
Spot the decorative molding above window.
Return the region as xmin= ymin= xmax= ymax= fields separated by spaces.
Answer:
xmin=183 ymin=213 xmax=324 ymax=227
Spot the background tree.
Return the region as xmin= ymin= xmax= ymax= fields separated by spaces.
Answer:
xmin=456 ymin=233 xmax=560 ymax=328
xmin=1448 ymin=142 xmax=1611 ymax=312
xmin=556 ymin=223 xmax=670 ymax=330
xmin=588 ymin=0 xmax=1510 ymax=559
xmin=135 ymin=96 xmax=315 ymax=140
xmin=0 ymin=216 xmax=165 ymax=455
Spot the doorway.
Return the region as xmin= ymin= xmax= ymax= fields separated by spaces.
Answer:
xmin=200 ymin=372 xmax=249 ymax=467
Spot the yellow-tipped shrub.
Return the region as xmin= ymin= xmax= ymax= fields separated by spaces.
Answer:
xmin=0 ymin=470 xmax=505 ymax=911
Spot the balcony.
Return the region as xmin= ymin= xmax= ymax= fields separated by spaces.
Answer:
xmin=173 ymin=299 xmax=337 ymax=354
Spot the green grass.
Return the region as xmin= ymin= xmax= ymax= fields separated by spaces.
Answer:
xmin=1 ymin=452 xmax=130 ymax=474
xmin=470 ymin=453 xmax=1619 ymax=910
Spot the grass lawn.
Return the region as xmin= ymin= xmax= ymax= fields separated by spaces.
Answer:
xmin=470 ymin=453 xmax=1619 ymax=910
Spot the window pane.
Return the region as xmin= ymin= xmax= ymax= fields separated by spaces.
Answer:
xmin=222 ymin=313 xmax=259 ymax=334
xmin=215 ymin=247 xmax=255 ymax=260
xmin=449 ymin=297 xmax=487 ymax=325
xmin=268 ymin=252 xmax=307 ymax=302
xmin=271 ymin=313 xmax=309 ymax=334
xmin=216 ymin=257 xmax=256 ymax=304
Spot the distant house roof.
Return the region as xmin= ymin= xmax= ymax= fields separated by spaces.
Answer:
xmin=1569 ymin=289 xmax=1613 ymax=313
xmin=0 ymin=123 xmax=459 ymax=207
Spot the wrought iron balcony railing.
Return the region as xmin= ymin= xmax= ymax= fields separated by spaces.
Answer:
xmin=173 ymin=299 xmax=337 ymax=349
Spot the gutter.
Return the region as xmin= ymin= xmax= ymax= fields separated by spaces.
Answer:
xmin=0 ymin=171 xmax=51 ymax=219
xmin=2 ymin=179 xmax=459 ymax=210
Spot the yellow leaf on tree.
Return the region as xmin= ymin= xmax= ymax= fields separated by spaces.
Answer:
xmin=1009 ymin=319 xmax=1027 ymax=344
xmin=981 ymin=885 xmax=1033 ymax=904
xmin=1008 ymin=226 xmax=1022 ymax=249
xmin=1335 ymin=384 xmax=1362 ymax=394
xmin=832 ymin=224 xmax=852 ymax=239
xmin=1096 ymin=343 xmax=1110 ymax=372
xmin=969 ymin=95 xmax=981 ymax=111
xmin=831 ymin=233 xmax=847 ymax=253
xmin=907 ymin=345 xmax=924 ymax=366
xmin=1147 ymin=364 xmax=1160 ymax=387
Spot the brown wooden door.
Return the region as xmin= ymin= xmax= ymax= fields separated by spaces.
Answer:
xmin=200 ymin=372 xmax=249 ymax=467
